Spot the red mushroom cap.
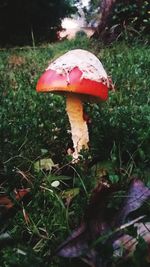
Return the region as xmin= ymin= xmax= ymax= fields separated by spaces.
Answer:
xmin=36 ymin=49 xmax=112 ymax=101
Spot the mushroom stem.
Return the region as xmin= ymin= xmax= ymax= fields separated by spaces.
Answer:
xmin=66 ymin=93 xmax=89 ymax=159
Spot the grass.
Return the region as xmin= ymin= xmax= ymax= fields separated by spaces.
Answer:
xmin=0 ymin=36 xmax=150 ymax=266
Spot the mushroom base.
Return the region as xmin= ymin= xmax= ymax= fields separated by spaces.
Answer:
xmin=66 ymin=93 xmax=89 ymax=159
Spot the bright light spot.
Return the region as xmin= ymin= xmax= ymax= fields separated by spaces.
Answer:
xmin=51 ymin=180 xmax=60 ymax=188
xmin=81 ymin=0 xmax=90 ymax=7
xmin=62 ymin=18 xmax=79 ymax=29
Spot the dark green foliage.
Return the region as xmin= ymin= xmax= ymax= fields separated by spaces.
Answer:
xmin=75 ymin=30 xmax=88 ymax=38
xmin=0 ymin=40 xmax=150 ymax=172
xmin=0 ymin=38 xmax=150 ymax=266
xmin=133 ymin=237 xmax=149 ymax=267
xmin=89 ymin=44 xmax=150 ymax=170
xmin=88 ymin=0 xmax=150 ymax=43
xmin=0 ymin=247 xmax=44 ymax=267
xmin=0 ymin=0 xmax=76 ymax=46
xmin=111 ymin=0 xmax=150 ymax=42
xmin=0 ymin=38 xmax=92 ymax=170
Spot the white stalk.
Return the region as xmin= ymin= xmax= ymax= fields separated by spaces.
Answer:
xmin=66 ymin=94 xmax=89 ymax=159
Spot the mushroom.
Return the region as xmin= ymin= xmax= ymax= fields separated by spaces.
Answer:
xmin=36 ymin=49 xmax=113 ymax=159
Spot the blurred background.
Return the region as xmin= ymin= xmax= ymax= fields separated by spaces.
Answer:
xmin=0 ymin=0 xmax=149 ymax=46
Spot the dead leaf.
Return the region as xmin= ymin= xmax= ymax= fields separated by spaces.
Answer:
xmin=57 ymin=179 xmax=150 ymax=267
xmin=116 ymin=179 xmax=150 ymax=225
xmin=34 ymin=158 xmax=56 ymax=172
xmin=0 ymin=188 xmax=30 ymax=216
xmin=113 ymin=222 xmax=150 ymax=259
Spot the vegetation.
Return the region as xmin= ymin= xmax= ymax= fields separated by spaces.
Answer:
xmin=0 ymin=36 xmax=150 ymax=266
xmin=87 ymin=0 xmax=150 ymax=43
xmin=0 ymin=0 xmax=76 ymax=46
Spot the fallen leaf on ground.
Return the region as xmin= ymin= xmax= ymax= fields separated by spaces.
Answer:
xmin=0 ymin=189 xmax=30 ymax=210
xmin=57 ymin=179 xmax=150 ymax=267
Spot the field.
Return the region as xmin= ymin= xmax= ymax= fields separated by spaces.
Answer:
xmin=0 ymin=37 xmax=150 ymax=266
